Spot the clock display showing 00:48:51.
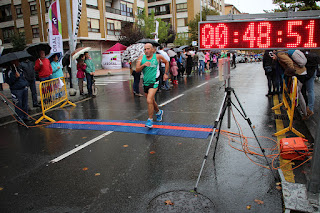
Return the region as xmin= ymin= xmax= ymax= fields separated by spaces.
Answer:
xmin=199 ymin=18 xmax=320 ymax=49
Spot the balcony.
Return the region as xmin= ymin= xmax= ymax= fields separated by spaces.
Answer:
xmin=106 ymin=7 xmax=121 ymax=15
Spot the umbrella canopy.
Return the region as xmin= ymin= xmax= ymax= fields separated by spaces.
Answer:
xmin=167 ymin=49 xmax=177 ymax=57
xmin=25 ymin=43 xmax=51 ymax=58
xmin=0 ymin=51 xmax=32 ymax=65
xmin=72 ymin=47 xmax=92 ymax=60
xmin=164 ymin=48 xmax=170 ymax=52
xmin=173 ymin=48 xmax=183 ymax=53
xmin=136 ymin=38 xmax=160 ymax=46
xmin=47 ymin=52 xmax=63 ymax=62
xmin=122 ymin=43 xmax=145 ymax=62
xmin=179 ymin=45 xmax=189 ymax=50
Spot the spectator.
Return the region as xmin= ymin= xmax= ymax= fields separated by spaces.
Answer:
xmin=50 ymin=54 xmax=64 ymax=79
xmin=20 ymin=58 xmax=40 ymax=107
xmin=131 ymin=60 xmax=143 ymax=96
xmin=34 ymin=50 xmax=52 ymax=81
xmin=263 ymin=50 xmax=277 ymax=96
xmin=198 ymin=51 xmax=205 ymax=75
xmin=232 ymin=53 xmax=237 ymax=68
xmin=84 ymin=51 xmax=96 ymax=98
xmin=170 ymin=58 xmax=179 ymax=84
xmin=77 ymin=54 xmax=86 ymax=96
xmin=5 ymin=60 xmax=29 ymax=123
xmin=158 ymin=46 xmax=171 ymax=91
xmin=185 ymin=49 xmax=193 ymax=77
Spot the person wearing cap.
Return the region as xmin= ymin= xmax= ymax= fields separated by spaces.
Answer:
xmin=50 ymin=54 xmax=64 ymax=79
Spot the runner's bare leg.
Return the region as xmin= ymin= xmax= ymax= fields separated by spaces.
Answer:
xmin=145 ymin=88 xmax=159 ymax=119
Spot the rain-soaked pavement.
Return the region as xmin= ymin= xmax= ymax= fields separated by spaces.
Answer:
xmin=0 ymin=62 xmax=287 ymax=212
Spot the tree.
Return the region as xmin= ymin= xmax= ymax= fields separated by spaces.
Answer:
xmin=187 ymin=7 xmax=220 ymax=43
xmin=174 ymin=33 xmax=189 ymax=46
xmin=272 ymin=0 xmax=320 ymax=12
xmin=137 ymin=10 xmax=173 ymax=44
xmin=118 ymin=22 xmax=144 ymax=46
xmin=11 ymin=32 xmax=26 ymax=52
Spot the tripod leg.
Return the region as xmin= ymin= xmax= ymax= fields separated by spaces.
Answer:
xmin=232 ymin=90 xmax=278 ymax=180
xmin=194 ymin=92 xmax=228 ymax=192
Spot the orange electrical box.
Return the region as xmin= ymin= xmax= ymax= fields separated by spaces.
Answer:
xmin=280 ymin=137 xmax=309 ymax=160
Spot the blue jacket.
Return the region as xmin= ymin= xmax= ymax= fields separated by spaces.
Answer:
xmin=50 ymin=61 xmax=64 ymax=79
xmin=5 ymin=66 xmax=28 ymax=90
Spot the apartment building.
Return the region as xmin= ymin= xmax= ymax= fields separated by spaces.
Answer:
xmin=224 ymin=3 xmax=241 ymax=15
xmin=0 ymin=0 xmax=225 ymax=66
xmin=148 ymin=0 xmax=225 ymax=40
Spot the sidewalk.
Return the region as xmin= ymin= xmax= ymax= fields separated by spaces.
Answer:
xmin=0 ymin=68 xmax=130 ymax=125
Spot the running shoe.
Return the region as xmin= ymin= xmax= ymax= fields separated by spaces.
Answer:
xmin=145 ymin=119 xmax=153 ymax=128
xmin=156 ymin=110 xmax=163 ymax=122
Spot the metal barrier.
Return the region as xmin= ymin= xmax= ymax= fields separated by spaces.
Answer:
xmin=272 ymin=76 xmax=305 ymax=138
xmin=35 ymin=77 xmax=76 ymax=124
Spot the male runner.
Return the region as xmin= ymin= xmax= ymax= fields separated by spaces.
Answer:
xmin=136 ymin=43 xmax=169 ymax=128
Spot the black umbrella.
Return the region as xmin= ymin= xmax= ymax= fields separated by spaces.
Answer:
xmin=136 ymin=38 xmax=160 ymax=46
xmin=25 ymin=43 xmax=51 ymax=58
xmin=0 ymin=51 xmax=32 ymax=65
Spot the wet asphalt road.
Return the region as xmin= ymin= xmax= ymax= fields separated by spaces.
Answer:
xmin=0 ymin=63 xmax=284 ymax=212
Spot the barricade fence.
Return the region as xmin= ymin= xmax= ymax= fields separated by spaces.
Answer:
xmin=272 ymin=76 xmax=305 ymax=138
xmin=35 ymin=77 xmax=76 ymax=124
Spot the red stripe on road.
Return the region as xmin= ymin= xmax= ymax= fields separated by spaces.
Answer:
xmin=56 ymin=120 xmax=213 ymax=132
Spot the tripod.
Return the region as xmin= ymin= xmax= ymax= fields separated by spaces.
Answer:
xmin=194 ymin=78 xmax=277 ymax=192
xmin=0 ymin=93 xmax=28 ymax=128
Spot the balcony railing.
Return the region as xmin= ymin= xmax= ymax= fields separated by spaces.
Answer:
xmin=106 ymin=7 xmax=121 ymax=15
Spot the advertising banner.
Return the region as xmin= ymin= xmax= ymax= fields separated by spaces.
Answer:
xmin=73 ymin=0 xmax=82 ymax=48
xmin=102 ymin=53 xmax=122 ymax=69
xmin=48 ymin=0 xmax=64 ymax=57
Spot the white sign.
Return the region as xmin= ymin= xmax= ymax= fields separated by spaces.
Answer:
xmin=101 ymin=53 xmax=122 ymax=69
xmin=192 ymin=41 xmax=197 ymax=46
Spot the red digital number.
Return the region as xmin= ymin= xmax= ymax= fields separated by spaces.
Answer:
xmin=257 ymin=22 xmax=271 ymax=48
xmin=215 ymin=24 xmax=228 ymax=48
xmin=201 ymin=24 xmax=215 ymax=48
xmin=287 ymin=21 xmax=302 ymax=48
xmin=243 ymin=23 xmax=256 ymax=48
xmin=304 ymin=20 xmax=317 ymax=48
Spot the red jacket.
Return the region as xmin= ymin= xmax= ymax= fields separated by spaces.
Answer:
xmin=34 ymin=58 xmax=53 ymax=78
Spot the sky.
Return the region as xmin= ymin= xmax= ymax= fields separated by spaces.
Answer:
xmin=224 ymin=0 xmax=279 ymax=14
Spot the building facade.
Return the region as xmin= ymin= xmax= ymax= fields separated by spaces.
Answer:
xmin=224 ymin=3 xmax=241 ymax=15
xmin=0 ymin=0 xmax=225 ymax=66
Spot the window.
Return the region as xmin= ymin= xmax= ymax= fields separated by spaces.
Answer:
xmin=45 ymin=0 xmax=51 ymax=13
xmin=88 ymin=18 xmax=100 ymax=32
xmin=87 ymin=0 xmax=98 ymax=9
xmin=148 ymin=4 xmax=170 ymax=16
xmin=2 ymin=27 xmax=14 ymax=43
xmin=18 ymin=28 xmax=25 ymax=34
xmin=16 ymin=5 xmax=23 ymax=18
xmin=0 ymin=5 xmax=12 ymax=22
xmin=176 ymin=3 xmax=187 ymax=12
xmin=107 ymin=20 xmax=121 ymax=36
xmin=177 ymin=18 xmax=188 ymax=27
xmin=32 ymin=26 xmax=40 ymax=38
xmin=30 ymin=2 xmax=37 ymax=15
xmin=120 ymin=2 xmax=133 ymax=17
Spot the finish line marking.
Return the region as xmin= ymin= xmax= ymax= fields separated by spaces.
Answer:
xmin=196 ymin=82 xmax=208 ymax=88
xmin=50 ymin=94 xmax=185 ymax=163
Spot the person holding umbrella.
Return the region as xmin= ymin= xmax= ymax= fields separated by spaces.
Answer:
xmin=5 ymin=59 xmax=29 ymax=123
xmin=136 ymin=43 xmax=169 ymax=128
xmin=34 ymin=50 xmax=53 ymax=81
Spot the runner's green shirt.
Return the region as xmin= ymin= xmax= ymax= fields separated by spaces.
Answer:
xmin=141 ymin=53 xmax=159 ymax=86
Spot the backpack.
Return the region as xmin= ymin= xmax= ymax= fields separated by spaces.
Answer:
xmin=287 ymin=50 xmax=307 ymax=67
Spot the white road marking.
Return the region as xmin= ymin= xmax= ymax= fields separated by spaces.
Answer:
xmin=50 ymin=131 xmax=113 ymax=163
xmin=158 ymin=94 xmax=184 ymax=107
xmin=196 ymin=82 xmax=208 ymax=88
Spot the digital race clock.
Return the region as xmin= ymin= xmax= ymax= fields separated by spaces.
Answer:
xmin=199 ymin=18 xmax=320 ymax=50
